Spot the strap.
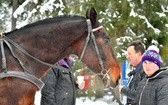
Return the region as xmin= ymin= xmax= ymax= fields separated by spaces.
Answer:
xmin=80 ymin=19 xmax=109 ymax=80
xmin=0 ymin=39 xmax=7 ymax=72
xmin=3 ymin=38 xmax=27 ymax=72
xmin=90 ymin=24 xmax=105 ymax=72
xmin=0 ymin=71 xmax=44 ymax=90
xmin=79 ymin=20 xmax=92 ymax=60
xmin=4 ymin=36 xmax=56 ymax=68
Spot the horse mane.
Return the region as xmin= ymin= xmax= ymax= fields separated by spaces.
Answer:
xmin=5 ymin=15 xmax=86 ymax=35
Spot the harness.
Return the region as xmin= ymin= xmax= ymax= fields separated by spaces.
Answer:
xmin=0 ymin=35 xmax=44 ymax=90
xmin=0 ymin=19 xmax=110 ymax=90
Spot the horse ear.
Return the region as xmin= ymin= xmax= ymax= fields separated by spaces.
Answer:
xmin=86 ymin=7 xmax=97 ymax=25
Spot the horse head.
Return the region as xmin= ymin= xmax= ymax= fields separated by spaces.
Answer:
xmin=72 ymin=7 xmax=121 ymax=87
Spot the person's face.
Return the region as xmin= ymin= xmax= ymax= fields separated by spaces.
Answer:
xmin=143 ymin=60 xmax=159 ymax=76
xmin=126 ymin=46 xmax=141 ymax=67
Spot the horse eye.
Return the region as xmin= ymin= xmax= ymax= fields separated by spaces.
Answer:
xmin=104 ymin=39 xmax=109 ymax=44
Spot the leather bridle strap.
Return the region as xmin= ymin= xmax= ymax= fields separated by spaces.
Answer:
xmin=0 ymin=39 xmax=7 ymax=72
xmin=80 ymin=19 xmax=109 ymax=80
xmin=80 ymin=20 xmax=104 ymax=70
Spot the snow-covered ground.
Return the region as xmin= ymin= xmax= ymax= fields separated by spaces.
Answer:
xmin=35 ymin=91 xmax=119 ymax=105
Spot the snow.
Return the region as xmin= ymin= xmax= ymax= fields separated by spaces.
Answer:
xmin=138 ymin=15 xmax=161 ymax=35
xmin=34 ymin=91 xmax=119 ymax=105
xmin=13 ymin=0 xmax=65 ymax=29
xmin=156 ymin=12 xmax=166 ymax=17
xmin=1 ymin=1 xmax=167 ymax=104
xmin=130 ymin=8 xmax=161 ymax=35
xmin=13 ymin=0 xmax=32 ymax=18
xmin=166 ymin=24 xmax=168 ymax=28
xmin=35 ymin=91 xmax=41 ymax=105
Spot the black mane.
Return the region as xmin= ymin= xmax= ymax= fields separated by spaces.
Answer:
xmin=22 ymin=15 xmax=85 ymax=29
xmin=5 ymin=15 xmax=85 ymax=35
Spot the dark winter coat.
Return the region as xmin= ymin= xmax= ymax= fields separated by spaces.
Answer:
xmin=135 ymin=69 xmax=168 ymax=105
xmin=121 ymin=62 xmax=145 ymax=105
xmin=41 ymin=65 xmax=76 ymax=105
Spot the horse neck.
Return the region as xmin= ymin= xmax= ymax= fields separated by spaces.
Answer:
xmin=6 ymin=20 xmax=87 ymax=78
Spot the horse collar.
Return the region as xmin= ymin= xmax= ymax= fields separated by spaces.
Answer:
xmin=0 ymin=71 xmax=44 ymax=89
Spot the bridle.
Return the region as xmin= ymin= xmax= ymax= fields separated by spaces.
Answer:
xmin=79 ymin=20 xmax=122 ymax=104
xmin=80 ymin=19 xmax=111 ymax=87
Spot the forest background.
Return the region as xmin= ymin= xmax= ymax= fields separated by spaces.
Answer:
xmin=0 ymin=0 xmax=168 ymax=100
xmin=0 ymin=0 xmax=167 ymax=65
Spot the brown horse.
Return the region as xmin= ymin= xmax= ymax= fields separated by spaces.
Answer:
xmin=0 ymin=7 xmax=120 ymax=105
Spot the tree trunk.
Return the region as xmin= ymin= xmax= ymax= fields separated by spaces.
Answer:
xmin=11 ymin=0 xmax=18 ymax=31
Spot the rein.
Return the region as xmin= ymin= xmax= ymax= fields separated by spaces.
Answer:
xmin=80 ymin=20 xmax=111 ymax=86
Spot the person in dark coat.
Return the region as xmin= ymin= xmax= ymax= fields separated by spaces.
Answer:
xmin=40 ymin=56 xmax=78 ymax=105
xmin=119 ymin=40 xmax=146 ymax=105
xmin=134 ymin=45 xmax=168 ymax=105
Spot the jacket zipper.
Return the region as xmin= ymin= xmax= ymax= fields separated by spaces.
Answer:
xmin=139 ymin=79 xmax=149 ymax=105
xmin=138 ymin=70 xmax=166 ymax=105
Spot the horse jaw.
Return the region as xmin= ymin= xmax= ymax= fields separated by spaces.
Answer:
xmin=108 ymin=65 xmax=121 ymax=87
